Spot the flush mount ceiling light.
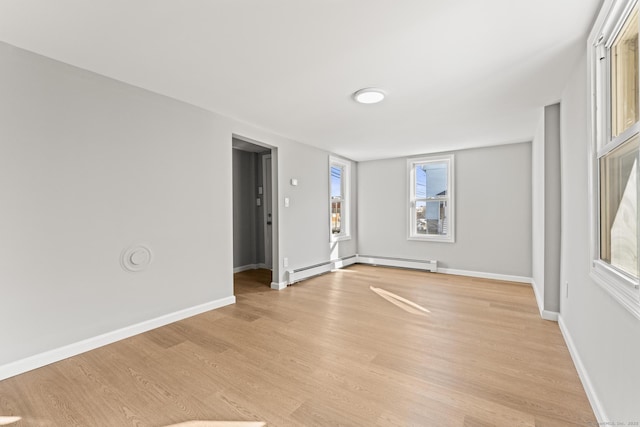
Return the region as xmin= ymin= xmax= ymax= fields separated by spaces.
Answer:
xmin=353 ymin=88 xmax=386 ymax=104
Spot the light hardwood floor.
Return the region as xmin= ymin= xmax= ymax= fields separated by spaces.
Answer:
xmin=0 ymin=265 xmax=595 ymax=426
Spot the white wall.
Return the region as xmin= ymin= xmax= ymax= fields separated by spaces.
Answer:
xmin=559 ymin=50 xmax=640 ymax=422
xmin=0 ymin=41 xmax=358 ymax=375
xmin=357 ymin=143 xmax=532 ymax=277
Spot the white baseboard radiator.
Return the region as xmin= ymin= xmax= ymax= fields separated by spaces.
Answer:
xmin=287 ymin=255 xmax=358 ymax=285
xmin=356 ymin=255 xmax=438 ymax=272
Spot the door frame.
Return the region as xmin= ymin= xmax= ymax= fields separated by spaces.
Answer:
xmin=262 ymin=153 xmax=273 ymax=269
xmin=232 ymin=134 xmax=279 ymax=286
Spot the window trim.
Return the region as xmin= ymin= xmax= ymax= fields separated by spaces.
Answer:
xmin=329 ymin=156 xmax=351 ymax=242
xmin=588 ymin=0 xmax=640 ymax=319
xmin=407 ymin=154 xmax=455 ymax=243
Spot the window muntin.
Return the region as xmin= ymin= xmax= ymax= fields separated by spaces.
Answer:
xmin=408 ymin=155 xmax=454 ymax=242
xmin=329 ymin=157 xmax=350 ymax=241
xmin=590 ymin=0 xmax=640 ymax=318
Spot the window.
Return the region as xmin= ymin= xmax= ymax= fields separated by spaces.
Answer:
xmin=590 ymin=0 xmax=640 ymax=318
xmin=408 ymin=154 xmax=454 ymax=242
xmin=330 ymin=156 xmax=351 ymax=241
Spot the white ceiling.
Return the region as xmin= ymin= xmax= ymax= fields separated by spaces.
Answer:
xmin=0 ymin=0 xmax=602 ymax=161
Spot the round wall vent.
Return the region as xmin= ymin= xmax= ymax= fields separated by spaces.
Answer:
xmin=121 ymin=245 xmax=153 ymax=272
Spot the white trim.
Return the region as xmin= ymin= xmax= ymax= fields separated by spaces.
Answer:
xmin=407 ymin=154 xmax=455 ymax=243
xmin=233 ymin=263 xmax=268 ymax=274
xmin=262 ymin=154 xmax=273 ymax=269
xmin=437 ymin=267 xmax=531 ymax=284
xmin=270 ymin=281 xmax=287 ymax=290
xmin=356 ymin=255 xmax=438 ymax=272
xmin=0 ymin=296 xmax=236 ymax=381
xmin=588 ymin=0 xmax=640 ymax=319
xmin=332 ymin=256 xmax=358 ymax=269
xmin=529 ymin=279 xmax=559 ymax=321
xmin=329 ymin=156 xmax=351 ymax=241
xmin=558 ymin=315 xmax=609 ymax=424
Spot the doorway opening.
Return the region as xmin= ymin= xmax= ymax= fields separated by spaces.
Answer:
xmin=231 ymin=136 xmax=278 ymax=293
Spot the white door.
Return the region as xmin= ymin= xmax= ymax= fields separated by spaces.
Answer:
xmin=263 ymin=154 xmax=273 ymax=269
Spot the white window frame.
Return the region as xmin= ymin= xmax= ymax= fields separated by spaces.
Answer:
xmin=588 ymin=0 xmax=640 ymax=319
xmin=329 ymin=156 xmax=351 ymax=242
xmin=407 ymin=154 xmax=455 ymax=243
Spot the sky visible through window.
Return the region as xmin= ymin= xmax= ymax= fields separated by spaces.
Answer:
xmin=416 ymin=162 xmax=447 ymax=198
xmin=331 ymin=166 xmax=342 ymax=198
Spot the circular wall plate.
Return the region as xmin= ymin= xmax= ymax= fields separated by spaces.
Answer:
xmin=121 ymin=245 xmax=153 ymax=272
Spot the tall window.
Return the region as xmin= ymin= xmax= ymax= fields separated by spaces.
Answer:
xmin=591 ymin=0 xmax=640 ymax=318
xmin=330 ymin=157 xmax=351 ymax=241
xmin=408 ymin=154 xmax=454 ymax=242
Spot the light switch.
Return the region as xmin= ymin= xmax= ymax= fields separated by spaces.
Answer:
xmin=258 ymin=186 xmax=263 ymax=195
xmin=256 ymin=198 xmax=261 ymax=206
xmin=290 ymin=178 xmax=298 ymax=186
xmin=284 ymin=197 xmax=290 ymax=207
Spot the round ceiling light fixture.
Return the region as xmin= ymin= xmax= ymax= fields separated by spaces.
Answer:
xmin=353 ymin=87 xmax=386 ymax=104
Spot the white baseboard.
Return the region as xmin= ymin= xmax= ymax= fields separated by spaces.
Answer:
xmin=233 ymin=263 xmax=268 ymax=273
xmin=437 ymin=267 xmax=532 ymax=284
xmin=558 ymin=315 xmax=607 ymax=423
xmin=0 ymin=295 xmax=236 ymax=381
xmin=356 ymin=255 xmax=437 ymax=272
xmin=270 ymin=281 xmax=287 ymax=290
xmin=332 ymin=255 xmax=357 ymax=269
xmin=530 ymin=279 xmax=559 ymax=321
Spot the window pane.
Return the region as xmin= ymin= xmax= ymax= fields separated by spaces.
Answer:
xmin=330 ymin=166 xmax=342 ymax=198
xmin=415 ymin=200 xmax=448 ymax=235
xmin=611 ymin=5 xmax=639 ymax=138
xmin=600 ymin=134 xmax=639 ymax=278
xmin=416 ymin=162 xmax=448 ymax=198
xmin=331 ymin=200 xmax=342 ymax=234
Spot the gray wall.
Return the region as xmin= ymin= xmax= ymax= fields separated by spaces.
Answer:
xmin=358 ymin=143 xmax=532 ymax=276
xmin=232 ymin=149 xmax=258 ymax=268
xmin=543 ymin=104 xmax=561 ymax=312
xmin=532 ymin=104 xmax=562 ymax=313
xmin=0 ymin=41 xmax=359 ymax=372
xmin=559 ymin=50 xmax=640 ymax=422
xmin=0 ymin=42 xmax=233 ymax=366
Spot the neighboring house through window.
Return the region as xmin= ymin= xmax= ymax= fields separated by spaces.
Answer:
xmin=330 ymin=156 xmax=351 ymax=241
xmin=589 ymin=0 xmax=640 ymax=318
xmin=408 ymin=154 xmax=455 ymax=242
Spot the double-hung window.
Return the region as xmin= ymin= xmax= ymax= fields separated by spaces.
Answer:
xmin=590 ymin=0 xmax=640 ymax=318
xmin=408 ymin=154 xmax=455 ymax=242
xmin=330 ymin=156 xmax=351 ymax=241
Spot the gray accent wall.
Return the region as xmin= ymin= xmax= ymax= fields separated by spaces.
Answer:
xmin=232 ymin=149 xmax=258 ymax=268
xmin=532 ymin=103 xmax=562 ymax=313
xmin=357 ymin=143 xmax=532 ymax=276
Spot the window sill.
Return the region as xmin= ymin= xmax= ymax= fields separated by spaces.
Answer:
xmin=331 ymin=234 xmax=352 ymax=243
xmin=590 ymin=260 xmax=640 ymax=320
xmin=407 ymin=235 xmax=455 ymax=243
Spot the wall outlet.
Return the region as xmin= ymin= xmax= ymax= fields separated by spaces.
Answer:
xmin=283 ymin=257 xmax=289 ymax=267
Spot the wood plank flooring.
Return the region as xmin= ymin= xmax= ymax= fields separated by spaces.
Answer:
xmin=0 ymin=265 xmax=596 ymax=426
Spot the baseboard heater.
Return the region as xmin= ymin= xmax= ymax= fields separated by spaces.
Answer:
xmin=356 ymin=255 xmax=438 ymax=272
xmin=287 ymin=255 xmax=358 ymax=285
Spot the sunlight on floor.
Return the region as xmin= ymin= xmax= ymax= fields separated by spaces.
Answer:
xmin=164 ymin=422 xmax=265 ymax=427
xmin=0 ymin=417 xmax=21 ymax=426
xmin=370 ymin=286 xmax=430 ymax=316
